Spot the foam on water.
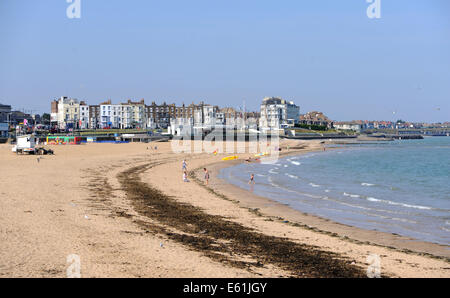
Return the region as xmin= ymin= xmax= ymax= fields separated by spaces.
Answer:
xmin=219 ymin=137 xmax=450 ymax=245
xmin=285 ymin=173 xmax=299 ymax=179
xmin=268 ymin=168 xmax=278 ymax=174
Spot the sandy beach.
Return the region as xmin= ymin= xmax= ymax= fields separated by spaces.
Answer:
xmin=0 ymin=140 xmax=449 ymax=278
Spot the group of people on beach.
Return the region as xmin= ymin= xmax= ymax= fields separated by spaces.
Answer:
xmin=182 ymin=159 xmax=255 ymax=187
xmin=181 ymin=159 xmax=210 ymax=185
xmin=182 ymin=160 xmax=189 ymax=182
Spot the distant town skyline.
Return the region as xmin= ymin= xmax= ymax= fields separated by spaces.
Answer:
xmin=1 ymin=0 xmax=449 ymax=122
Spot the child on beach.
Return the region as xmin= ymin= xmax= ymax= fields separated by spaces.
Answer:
xmin=183 ymin=171 xmax=189 ymax=182
xmin=182 ymin=160 xmax=187 ymax=171
xmin=248 ymin=174 xmax=255 ymax=185
xmin=203 ymin=168 xmax=210 ymax=185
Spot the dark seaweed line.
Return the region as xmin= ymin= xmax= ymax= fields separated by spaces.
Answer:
xmin=117 ymin=162 xmax=367 ymax=278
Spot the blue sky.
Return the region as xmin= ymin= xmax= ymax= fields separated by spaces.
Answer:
xmin=0 ymin=0 xmax=449 ymax=122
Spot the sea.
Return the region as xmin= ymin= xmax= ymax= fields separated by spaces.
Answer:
xmin=218 ymin=137 xmax=450 ymax=245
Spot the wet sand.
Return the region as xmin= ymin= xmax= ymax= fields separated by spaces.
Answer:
xmin=0 ymin=140 xmax=448 ymax=277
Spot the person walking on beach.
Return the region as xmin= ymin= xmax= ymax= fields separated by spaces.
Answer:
xmin=248 ymin=174 xmax=255 ymax=185
xmin=182 ymin=160 xmax=188 ymax=172
xmin=183 ymin=171 xmax=189 ymax=182
xmin=203 ymin=168 xmax=210 ymax=185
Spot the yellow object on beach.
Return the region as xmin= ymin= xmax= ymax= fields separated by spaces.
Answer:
xmin=254 ymin=153 xmax=267 ymax=157
xmin=222 ymin=156 xmax=238 ymax=161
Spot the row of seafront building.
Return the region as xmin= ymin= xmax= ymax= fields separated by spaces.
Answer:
xmin=52 ymin=97 xmax=224 ymax=130
xmin=3 ymin=97 xmax=448 ymax=138
xmin=50 ymin=96 xmax=301 ymax=132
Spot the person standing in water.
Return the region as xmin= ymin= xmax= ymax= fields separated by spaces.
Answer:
xmin=203 ymin=168 xmax=210 ymax=185
xmin=248 ymin=174 xmax=255 ymax=185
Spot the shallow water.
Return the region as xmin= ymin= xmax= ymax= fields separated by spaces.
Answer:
xmin=219 ymin=137 xmax=450 ymax=245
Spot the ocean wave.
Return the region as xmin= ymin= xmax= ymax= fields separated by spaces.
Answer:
xmin=322 ymin=196 xmax=371 ymax=211
xmin=268 ymin=169 xmax=279 ymax=174
xmin=309 ymin=183 xmax=320 ymax=188
xmin=285 ymin=173 xmax=299 ymax=179
xmin=441 ymin=226 xmax=450 ymax=233
xmin=290 ymin=161 xmax=301 ymax=166
xmin=343 ymin=192 xmax=360 ymax=198
xmin=365 ymin=197 xmax=432 ymax=210
xmin=361 ymin=183 xmax=375 ymax=187
xmin=363 ymin=212 xmax=417 ymax=224
xmin=322 ymin=196 xmax=408 ymax=215
xmin=268 ymin=177 xmax=322 ymax=199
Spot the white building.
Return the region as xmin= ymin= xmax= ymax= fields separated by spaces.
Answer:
xmin=170 ymin=104 xmax=223 ymax=136
xmin=202 ymin=104 xmax=219 ymax=126
xmin=259 ymin=97 xmax=300 ymax=130
xmin=333 ymin=122 xmax=363 ymax=132
xmin=79 ymin=103 xmax=90 ymax=129
xmin=121 ymin=99 xmax=146 ymax=129
xmin=100 ymin=101 xmax=122 ymax=129
xmin=169 ymin=117 xmax=194 ymax=136
xmin=192 ymin=104 xmax=220 ymax=127
xmin=121 ymin=105 xmax=133 ymax=129
xmin=57 ymin=97 xmax=80 ymax=130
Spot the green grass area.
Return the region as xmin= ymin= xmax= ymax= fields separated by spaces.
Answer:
xmin=78 ymin=129 xmax=153 ymax=136
xmin=293 ymin=128 xmax=354 ymax=135
xmin=48 ymin=129 xmax=160 ymax=137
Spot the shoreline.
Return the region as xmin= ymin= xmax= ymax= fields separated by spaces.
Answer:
xmin=196 ymin=149 xmax=450 ymax=260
